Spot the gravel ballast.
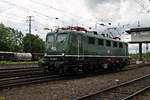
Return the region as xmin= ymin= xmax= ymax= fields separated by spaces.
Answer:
xmin=131 ymin=88 xmax=150 ymax=100
xmin=0 ymin=66 xmax=150 ymax=100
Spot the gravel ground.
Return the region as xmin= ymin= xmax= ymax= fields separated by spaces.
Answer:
xmin=131 ymin=88 xmax=150 ymax=100
xmin=0 ymin=66 xmax=150 ymax=100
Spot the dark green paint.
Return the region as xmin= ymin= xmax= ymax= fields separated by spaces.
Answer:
xmin=45 ymin=31 xmax=128 ymax=57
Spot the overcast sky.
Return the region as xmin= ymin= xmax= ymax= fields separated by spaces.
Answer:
xmin=0 ymin=0 xmax=150 ymax=53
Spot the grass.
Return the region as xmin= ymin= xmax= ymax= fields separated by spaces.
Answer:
xmin=0 ymin=61 xmax=38 ymax=65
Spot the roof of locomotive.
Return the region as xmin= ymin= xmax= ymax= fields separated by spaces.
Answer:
xmin=46 ymin=29 xmax=126 ymax=43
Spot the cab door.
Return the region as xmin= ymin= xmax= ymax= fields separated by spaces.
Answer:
xmin=76 ymin=34 xmax=84 ymax=60
xmin=70 ymin=34 xmax=84 ymax=56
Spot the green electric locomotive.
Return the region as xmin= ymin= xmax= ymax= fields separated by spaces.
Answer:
xmin=39 ymin=26 xmax=129 ymax=74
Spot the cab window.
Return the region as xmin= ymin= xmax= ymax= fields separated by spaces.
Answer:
xmin=106 ymin=40 xmax=111 ymax=47
xmin=113 ymin=42 xmax=117 ymax=47
xmin=88 ymin=37 xmax=95 ymax=44
xmin=98 ymin=39 xmax=104 ymax=46
xmin=119 ymin=43 xmax=123 ymax=48
xmin=57 ymin=33 xmax=67 ymax=43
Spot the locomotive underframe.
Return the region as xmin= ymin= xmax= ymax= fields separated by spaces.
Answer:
xmin=41 ymin=55 xmax=128 ymax=74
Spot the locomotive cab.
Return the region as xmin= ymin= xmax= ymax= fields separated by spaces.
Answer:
xmin=40 ymin=31 xmax=70 ymax=72
xmin=45 ymin=32 xmax=70 ymax=55
xmin=40 ymin=30 xmax=84 ymax=74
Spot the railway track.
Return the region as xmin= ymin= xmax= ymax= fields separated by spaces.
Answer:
xmin=0 ymin=67 xmax=43 ymax=78
xmin=77 ymin=74 xmax=150 ymax=100
xmin=0 ymin=74 xmax=60 ymax=89
xmin=0 ymin=66 xmax=63 ymax=89
xmin=0 ymin=63 xmax=149 ymax=90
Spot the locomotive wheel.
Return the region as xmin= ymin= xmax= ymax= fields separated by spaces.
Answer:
xmin=104 ymin=63 xmax=118 ymax=72
xmin=48 ymin=66 xmax=54 ymax=73
xmin=59 ymin=66 xmax=65 ymax=75
xmin=103 ymin=63 xmax=109 ymax=71
xmin=113 ymin=63 xmax=125 ymax=72
xmin=82 ymin=66 xmax=87 ymax=74
xmin=41 ymin=66 xmax=49 ymax=74
xmin=78 ymin=65 xmax=83 ymax=72
xmin=116 ymin=63 xmax=123 ymax=70
xmin=72 ymin=66 xmax=79 ymax=74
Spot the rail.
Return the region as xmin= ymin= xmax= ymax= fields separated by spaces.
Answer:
xmin=77 ymin=74 xmax=150 ymax=100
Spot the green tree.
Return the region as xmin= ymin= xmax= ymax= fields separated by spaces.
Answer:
xmin=23 ymin=34 xmax=45 ymax=53
xmin=0 ymin=23 xmax=23 ymax=52
xmin=0 ymin=24 xmax=10 ymax=51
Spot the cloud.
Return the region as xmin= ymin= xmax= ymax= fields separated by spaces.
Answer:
xmin=0 ymin=0 xmax=150 ymax=41
xmin=83 ymin=0 xmax=150 ymax=26
xmin=84 ymin=0 xmax=122 ymax=23
xmin=85 ymin=0 xmax=120 ymax=10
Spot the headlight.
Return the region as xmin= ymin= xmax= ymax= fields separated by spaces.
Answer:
xmin=50 ymin=58 xmax=57 ymax=60
xmin=44 ymin=53 xmax=47 ymax=56
xmin=62 ymin=53 xmax=64 ymax=56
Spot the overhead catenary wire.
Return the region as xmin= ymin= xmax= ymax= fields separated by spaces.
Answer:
xmin=30 ymin=0 xmax=87 ymax=20
xmin=0 ymin=0 xmax=56 ymax=19
xmin=0 ymin=0 xmax=54 ymax=32
xmin=0 ymin=16 xmax=26 ymax=24
xmin=0 ymin=0 xmax=93 ymax=35
xmin=0 ymin=0 xmax=81 ymax=29
xmin=0 ymin=0 xmax=89 ymax=24
xmin=0 ymin=14 xmax=25 ymax=21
